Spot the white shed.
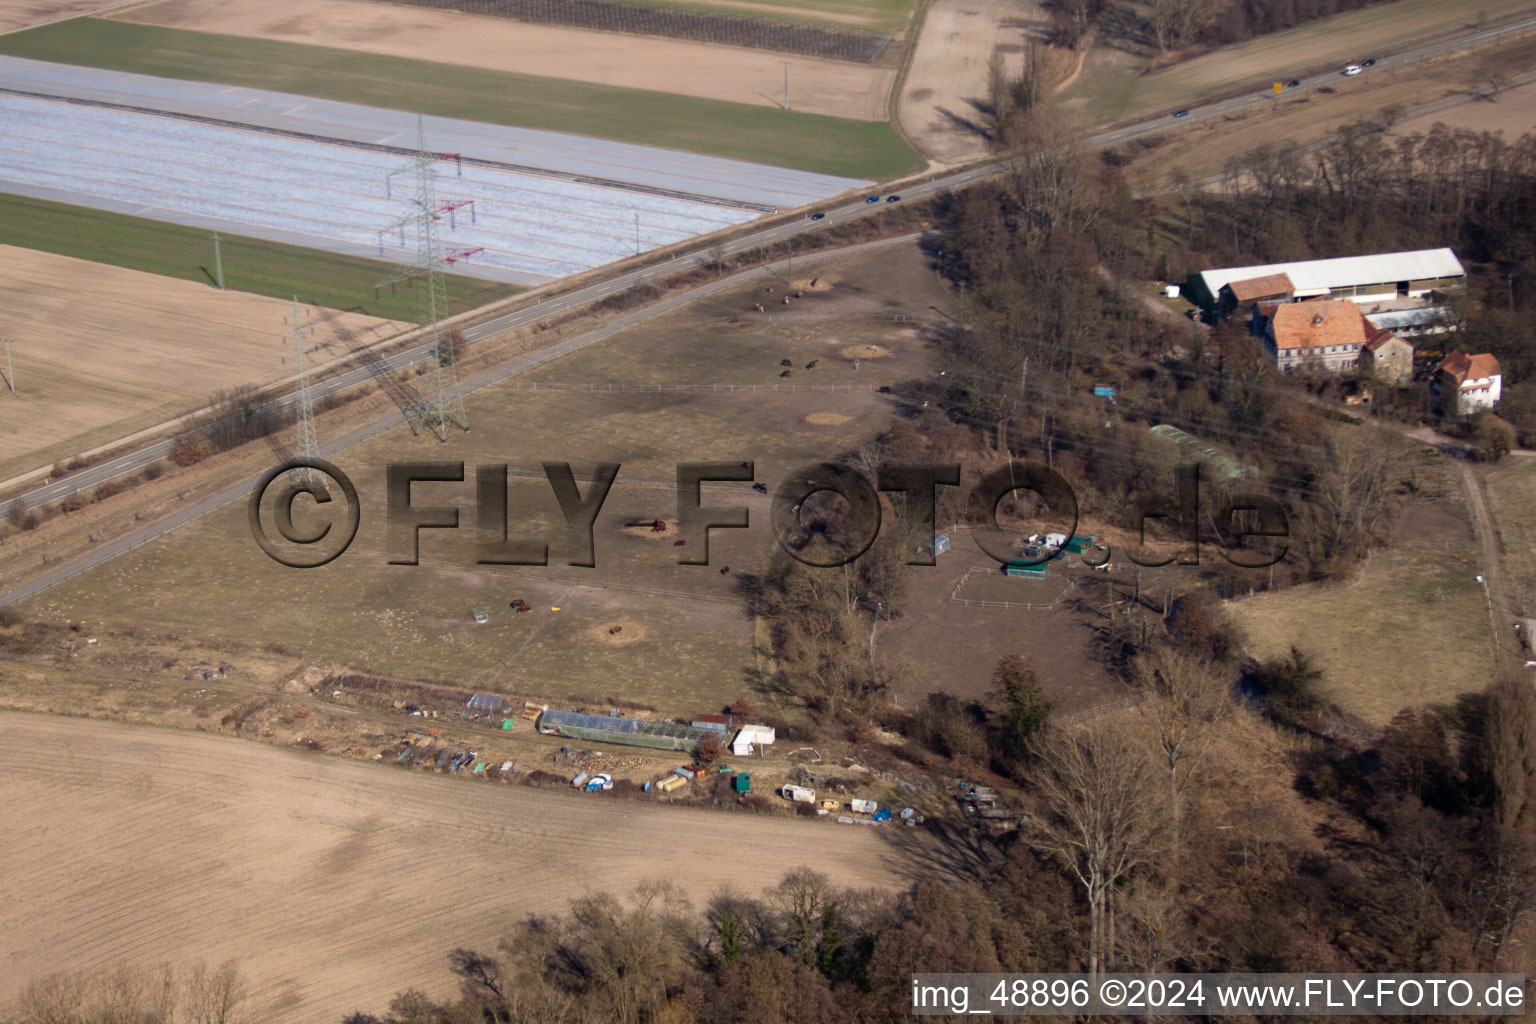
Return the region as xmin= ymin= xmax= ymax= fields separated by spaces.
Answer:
xmin=731 ymin=724 xmax=776 ymax=757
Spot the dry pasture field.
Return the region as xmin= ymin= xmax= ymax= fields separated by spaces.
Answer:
xmin=1226 ymin=497 xmax=1489 ymax=725
xmin=115 ymin=0 xmax=896 ymax=120
xmin=0 ymin=713 xmax=910 ymax=1023
xmin=11 ymin=243 xmax=948 ymax=712
xmin=898 ymin=0 xmax=1046 ymax=163
xmin=878 ymin=550 xmax=1129 ymax=715
xmin=0 ymin=245 xmax=406 ymax=481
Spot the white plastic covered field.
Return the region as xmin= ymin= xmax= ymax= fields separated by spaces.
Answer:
xmin=0 ymin=60 xmax=868 ymax=284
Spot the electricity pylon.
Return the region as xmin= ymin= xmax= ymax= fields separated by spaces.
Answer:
xmin=285 ymin=297 xmax=318 ymax=484
xmin=377 ymin=118 xmax=469 ymax=441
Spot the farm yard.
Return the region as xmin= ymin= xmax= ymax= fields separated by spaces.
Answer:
xmin=0 ymin=713 xmax=909 ymax=1024
xmin=0 ymin=19 xmax=920 ymax=179
xmin=877 ymin=544 xmax=1130 ymax=716
xmin=0 ymin=61 xmax=864 ymax=284
xmin=114 ymin=0 xmax=898 ymax=120
xmin=10 ymin=243 xmax=947 ymax=711
xmin=0 ymin=246 xmax=408 ymax=480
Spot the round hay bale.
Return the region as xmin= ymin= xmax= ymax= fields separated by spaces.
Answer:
xmin=840 ymin=344 xmax=891 ymax=360
xmin=805 ymin=412 xmax=851 ymax=426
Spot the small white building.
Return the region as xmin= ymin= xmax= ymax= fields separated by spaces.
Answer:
xmin=1434 ymin=351 xmax=1502 ymax=415
xmin=731 ymin=724 xmax=776 ymax=757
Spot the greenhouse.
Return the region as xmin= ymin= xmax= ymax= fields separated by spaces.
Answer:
xmin=537 ymin=709 xmax=717 ymax=752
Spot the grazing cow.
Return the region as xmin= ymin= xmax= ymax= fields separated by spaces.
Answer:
xmin=609 ymin=625 xmax=623 ymax=635
xmin=783 ymin=297 xmax=790 ymax=305
xmin=781 ymin=359 xmax=793 ymax=367
xmin=805 ymin=360 xmax=818 ymax=369
xmin=730 ymin=316 xmax=741 ymax=323
xmin=674 ymin=539 xmax=686 ymax=547
xmin=752 ymin=482 xmax=768 ymax=494
xmin=795 ymin=290 xmax=804 ymax=298
xmin=810 ymin=278 xmax=818 ymax=287
xmin=780 ymin=370 xmax=791 ymax=378
xmin=766 ymin=285 xmax=774 ymax=293
xmin=720 ymin=566 xmax=730 ymax=575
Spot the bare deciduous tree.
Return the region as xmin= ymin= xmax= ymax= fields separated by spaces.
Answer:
xmin=1027 ymin=725 xmax=1168 ymax=976
xmin=1132 ymin=646 xmax=1233 ymax=839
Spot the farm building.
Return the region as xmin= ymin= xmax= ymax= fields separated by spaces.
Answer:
xmin=1259 ymin=299 xmax=1370 ymax=373
xmin=537 ymin=709 xmax=719 ymax=752
xmin=731 ymin=725 xmax=776 ymax=756
xmin=1359 ymin=331 xmax=1414 ymax=385
xmin=1365 ymin=306 xmax=1460 ymax=338
xmin=691 ymin=715 xmax=732 ymax=733
xmin=1189 ymin=248 xmax=1465 ymax=315
xmin=1433 ymin=351 xmax=1502 ymax=414
xmin=465 ymin=694 xmax=505 ymax=713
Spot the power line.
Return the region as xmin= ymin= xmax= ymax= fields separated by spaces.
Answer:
xmin=376 ymin=116 xmax=470 ymax=441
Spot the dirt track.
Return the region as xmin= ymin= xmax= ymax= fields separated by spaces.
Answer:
xmin=0 ymin=714 xmax=912 ymax=1021
xmin=117 ymin=0 xmax=895 ymax=120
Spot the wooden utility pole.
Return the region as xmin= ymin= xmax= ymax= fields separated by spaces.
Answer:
xmin=2 ymin=338 xmax=12 ymax=392
xmin=212 ymin=233 xmax=225 ymax=290
xmin=782 ymin=62 xmax=790 ymax=110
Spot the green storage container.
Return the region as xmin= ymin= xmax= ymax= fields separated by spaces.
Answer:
xmin=734 ymin=773 xmax=751 ymax=793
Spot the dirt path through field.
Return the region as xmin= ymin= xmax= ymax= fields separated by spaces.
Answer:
xmin=116 ymin=0 xmax=895 ymax=120
xmin=0 ymin=713 xmax=913 ymax=1022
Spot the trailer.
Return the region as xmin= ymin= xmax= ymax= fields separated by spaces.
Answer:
xmin=781 ymin=784 xmax=816 ymax=804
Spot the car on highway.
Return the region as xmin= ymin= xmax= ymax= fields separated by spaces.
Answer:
xmin=1287 ymin=79 xmax=1301 ymax=88
xmin=809 ymin=212 xmax=825 ymax=219
xmin=1343 ymin=64 xmax=1363 ymax=76
xmin=1173 ymin=109 xmax=1189 ymax=117
xmin=865 ymin=195 xmax=881 ymax=203
xmin=1363 ymin=58 xmax=1376 ymax=66
xmin=886 ymin=194 xmax=901 ymax=202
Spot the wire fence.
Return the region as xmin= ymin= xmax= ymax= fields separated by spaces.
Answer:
xmin=948 ymin=565 xmax=1074 ymax=610
xmin=377 ymin=0 xmax=890 ymax=61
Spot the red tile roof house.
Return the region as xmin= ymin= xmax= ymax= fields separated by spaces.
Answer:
xmin=1260 ymin=299 xmax=1370 ymax=373
xmin=1434 ymin=351 xmax=1502 ymax=414
xmin=1358 ymin=329 xmax=1414 ymax=385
